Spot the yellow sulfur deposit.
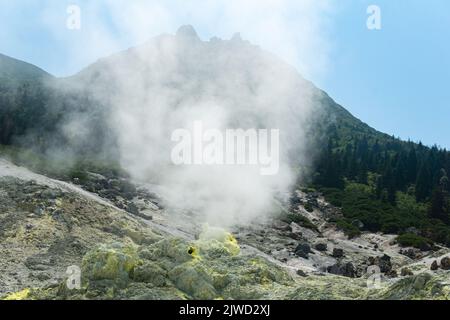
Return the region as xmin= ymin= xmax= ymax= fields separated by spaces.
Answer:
xmin=3 ymin=288 xmax=30 ymax=300
xmin=198 ymin=225 xmax=240 ymax=256
xmin=223 ymin=233 xmax=240 ymax=256
xmin=187 ymin=246 xmax=201 ymax=259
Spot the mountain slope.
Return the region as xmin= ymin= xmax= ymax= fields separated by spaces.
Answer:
xmin=0 ymin=25 xmax=449 ymax=244
xmin=0 ymin=53 xmax=52 ymax=88
xmin=0 ymin=26 xmax=393 ymax=160
xmin=1 ymin=158 xmax=449 ymax=300
xmin=0 ymin=54 xmax=54 ymax=146
xmin=1 ymin=27 xmax=450 ymax=300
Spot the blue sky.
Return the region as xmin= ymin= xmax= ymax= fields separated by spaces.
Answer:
xmin=323 ymin=0 xmax=450 ymax=150
xmin=0 ymin=0 xmax=449 ymax=148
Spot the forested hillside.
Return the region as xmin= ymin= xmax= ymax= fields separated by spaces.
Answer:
xmin=312 ymin=96 xmax=450 ymax=246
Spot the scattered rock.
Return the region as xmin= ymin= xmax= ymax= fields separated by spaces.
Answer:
xmin=332 ymin=248 xmax=344 ymax=258
xmin=368 ymin=254 xmax=392 ymax=274
xmin=440 ymin=257 xmax=450 ymax=270
xmin=315 ymin=243 xmax=327 ymax=252
xmin=296 ymin=270 xmax=308 ymax=277
xmin=327 ymin=262 xmax=356 ymax=278
xmin=294 ymin=243 xmax=311 ymax=259
xmin=400 ymin=248 xmax=423 ymax=260
xmin=272 ymin=221 xmax=291 ymax=232
xmin=288 ymin=232 xmax=303 ymax=241
xmin=378 ymin=254 xmax=393 ymax=274
xmin=401 ymin=268 xmax=414 ymax=277
xmin=412 ymin=273 xmax=432 ymax=291
xmin=430 ymin=260 xmax=439 ymax=271
xmin=386 ymin=270 xmax=398 ymax=278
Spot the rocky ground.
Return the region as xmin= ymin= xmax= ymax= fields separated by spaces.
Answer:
xmin=0 ymin=158 xmax=449 ymax=300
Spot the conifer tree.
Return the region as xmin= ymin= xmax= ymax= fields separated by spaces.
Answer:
xmin=416 ymin=163 xmax=432 ymax=202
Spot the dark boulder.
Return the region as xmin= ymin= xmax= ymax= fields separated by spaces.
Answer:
xmin=430 ymin=260 xmax=439 ymax=271
xmin=401 ymin=268 xmax=414 ymax=277
xmin=327 ymin=262 xmax=356 ymax=278
xmin=440 ymin=257 xmax=450 ymax=270
xmin=368 ymin=254 xmax=392 ymax=274
xmin=386 ymin=269 xmax=398 ymax=278
xmin=379 ymin=254 xmax=393 ymax=273
xmin=400 ymin=248 xmax=422 ymax=260
xmin=294 ymin=243 xmax=311 ymax=259
xmin=288 ymin=232 xmax=303 ymax=241
xmin=315 ymin=243 xmax=327 ymax=252
xmin=332 ymin=248 xmax=344 ymax=258
xmin=296 ymin=270 xmax=308 ymax=277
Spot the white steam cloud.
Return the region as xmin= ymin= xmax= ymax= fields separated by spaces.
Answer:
xmin=45 ymin=1 xmax=334 ymax=227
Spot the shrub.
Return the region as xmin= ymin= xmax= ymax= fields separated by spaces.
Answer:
xmin=304 ymin=203 xmax=314 ymax=213
xmin=280 ymin=213 xmax=318 ymax=232
xmin=335 ymin=219 xmax=361 ymax=239
xmin=396 ymin=233 xmax=433 ymax=251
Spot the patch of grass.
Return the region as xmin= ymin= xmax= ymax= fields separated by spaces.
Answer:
xmin=0 ymin=144 xmax=127 ymax=181
xmin=317 ymin=187 xmax=343 ymax=207
xmin=396 ymin=233 xmax=433 ymax=250
xmin=301 ymin=187 xmax=317 ymax=194
xmin=0 ymin=144 xmax=47 ymax=172
xmin=335 ymin=218 xmax=361 ymax=239
xmin=280 ymin=213 xmax=318 ymax=232
xmin=304 ymin=203 xmax=314 ymax=213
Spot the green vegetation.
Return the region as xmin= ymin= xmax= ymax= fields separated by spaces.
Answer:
xmin=317 ymin=181 xmax=450 ymax=246
xmin=309 ymin=98 xmax=450 ymax=246
xmin=0 ymin=144 xmax=127 ymax=181
xmin=280 ymin=212 xmax=318 ymax=232
xmin=396 ymin=233 xmax=433 ymax=250
xmin=304 ymin=203 xmax=314 ymax=213
xmin=1 ymin=51 xmax=449 ymax=251
xmin=334 ymin=218 xmax=361 ymax=239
